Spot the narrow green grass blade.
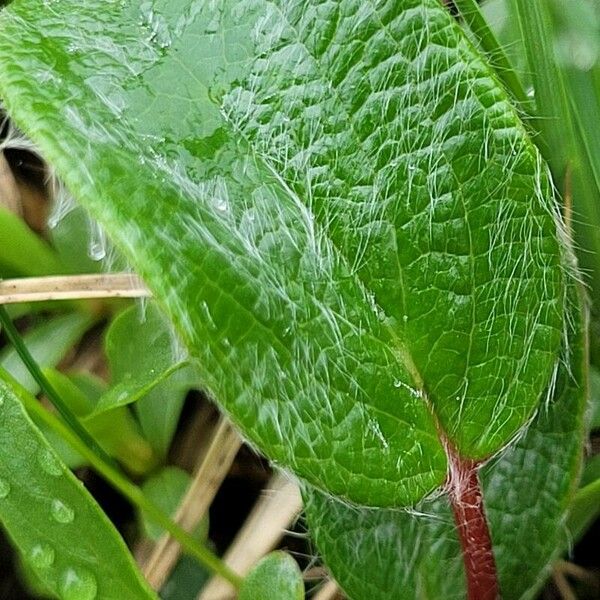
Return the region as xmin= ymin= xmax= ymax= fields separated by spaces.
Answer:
xmin=454 ymin=0 xmax=529 ymax=105
xmin=513 ymin=0 xmax=600 ymax=307
xmin=512 ymin=0 xmax=574 ymax=178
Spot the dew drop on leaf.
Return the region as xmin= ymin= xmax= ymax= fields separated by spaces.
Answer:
xmin=29 ymin=543 xmax=56 ymax=569
xmin=38 ymin=448 xmax=62 ymax=477
xmin=0 ymin=479 xmax=10 ymax=499
xmin=60 ymin=567 xmax=98 ymax=600
xmin=87 ymin=218 xmax=107 ymax=261
xmin=50 ymin=499 xmax=75 ymax=523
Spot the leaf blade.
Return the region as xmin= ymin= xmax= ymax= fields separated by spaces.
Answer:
xmin=0 ymin=378 xmax=156 ymax=600
xmin=239 ymin=552 xmax=304 ymax=600
xmin=304 ymin=282 xmax=587 ymax=599
xmin=0 ymin=0 xmax=570 ymax=507
xmin=0 ymin=312 xmax=94 ymax=394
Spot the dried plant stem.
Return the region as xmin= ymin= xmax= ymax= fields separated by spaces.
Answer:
xmin=199 ymin=472 xmax=302 ymax=600
xmin=312 ymin=579 xmax=343 ymax=600
xmin=0 ymin=273 xmax=150 ymax=304
xmin=143 ymin=417 xmax=242 ymax=590
xmin=552 ymin=567 xmax=578 ymax=600
xmin=0 ymin=152 xmax=21 ymax=214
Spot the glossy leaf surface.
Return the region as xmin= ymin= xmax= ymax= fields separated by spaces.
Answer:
xmin=0 ymin=379 xmax=156 ymax=600
xmin=0 ymin=0 xmax=568 ymax=507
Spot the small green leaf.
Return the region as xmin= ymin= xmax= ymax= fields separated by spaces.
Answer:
xmin=105 ymin=302 xmax=189 ymax=392
xmin=567 ymin=477 xmax=600 ymax=543
xmin=140 ymin=467 xmax=207 ymax=542
xmin=581 ymin=454 xmax=600 ymax=488
xmin=43 ymin=368 xmax=157 ymax=474
xmin=239 ymin=552 xmax=304 ymax=600
xmin=101 ymin=302 xmax=199 ymax=457
xmin=0 ymin=205 xmax=64 ymax=277
xmin=0 ymin=312 xmax=94 ymax=394
xmin=0 ymin=378 xmax=156 ymax=600
xmin=50 ymin=205 xmax=125 ymax=274
xmin=588 ymin=365 xmax=600 ymax=430
xmin=160 ymin=555 xmax=210 ymax=600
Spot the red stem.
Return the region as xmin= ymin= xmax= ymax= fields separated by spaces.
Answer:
xmin=447 ymin=454 xmax=500 ymax=600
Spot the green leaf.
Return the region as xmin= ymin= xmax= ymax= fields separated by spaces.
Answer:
xmin=0 ymin=205 xmax=64 ymax=277
xmin=580 ymin=454 xmax=600 ymax=488
xmin=0 ymin=0 xmax=571 ymax=508
xmin=102 ymin=302 xmax=199 ymax=456
xmin=0 ymin=312 xmax=94 ymax=395
xmin=304 ymin=283 xmax=587 ymax=599
xmin=43 ymin=368 xmax=157 ymax=474
xmin=239 ymin=552 xmax=304 ymax=600
xmin=0 ymin=366 xmax=240 ymax=590
xmin=511 ymin=0 xmax=600 ymax=308
xmin=160 ymin=555 xmax=210 ymax=600
xmin=589 ymin=365 xmax=600 ymax=431
xmin=49 ymin=205 xmax=104 ymax=275
xmin=0 ymin=379 xmax=156 ymax=600
xmin=140 ymin=467 xmax=208 ymax=542
xmin=0 ymin=366 xmax=87 ymax=469
xmin=567 ymin=477 xmax=600 ymax=543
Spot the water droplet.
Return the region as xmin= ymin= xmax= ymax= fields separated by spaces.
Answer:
xmin=60 ymin=567 xmax=97 ymax=600
xmin=66 ymin=42 xmax=80 ymax=55
xmin=402 ymin=314 xmax=409 ymax=323
xmin=0 ymin=479 xmax=10 ymax=499
xmin=51 ymin=499 xmax=75 ymax=523
xmin=30 ymin=543 xmax=55 ymax=569
xmin=38 ymin=449 xmax=62 ymax=477
xmin=214 ymin=197 xmax=228 ymax=212
xmin=88 ymin=219 xmax=107 ymax=261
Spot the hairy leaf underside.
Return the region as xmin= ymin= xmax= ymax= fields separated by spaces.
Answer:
xmin=0 ymin=0 xmax=570 ymax=511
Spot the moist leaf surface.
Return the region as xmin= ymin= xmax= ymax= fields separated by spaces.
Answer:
xmin=0 ymin=378 xmax=156 ymax=600
xmin=0 ymin=0 xmax=567 ymax=507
